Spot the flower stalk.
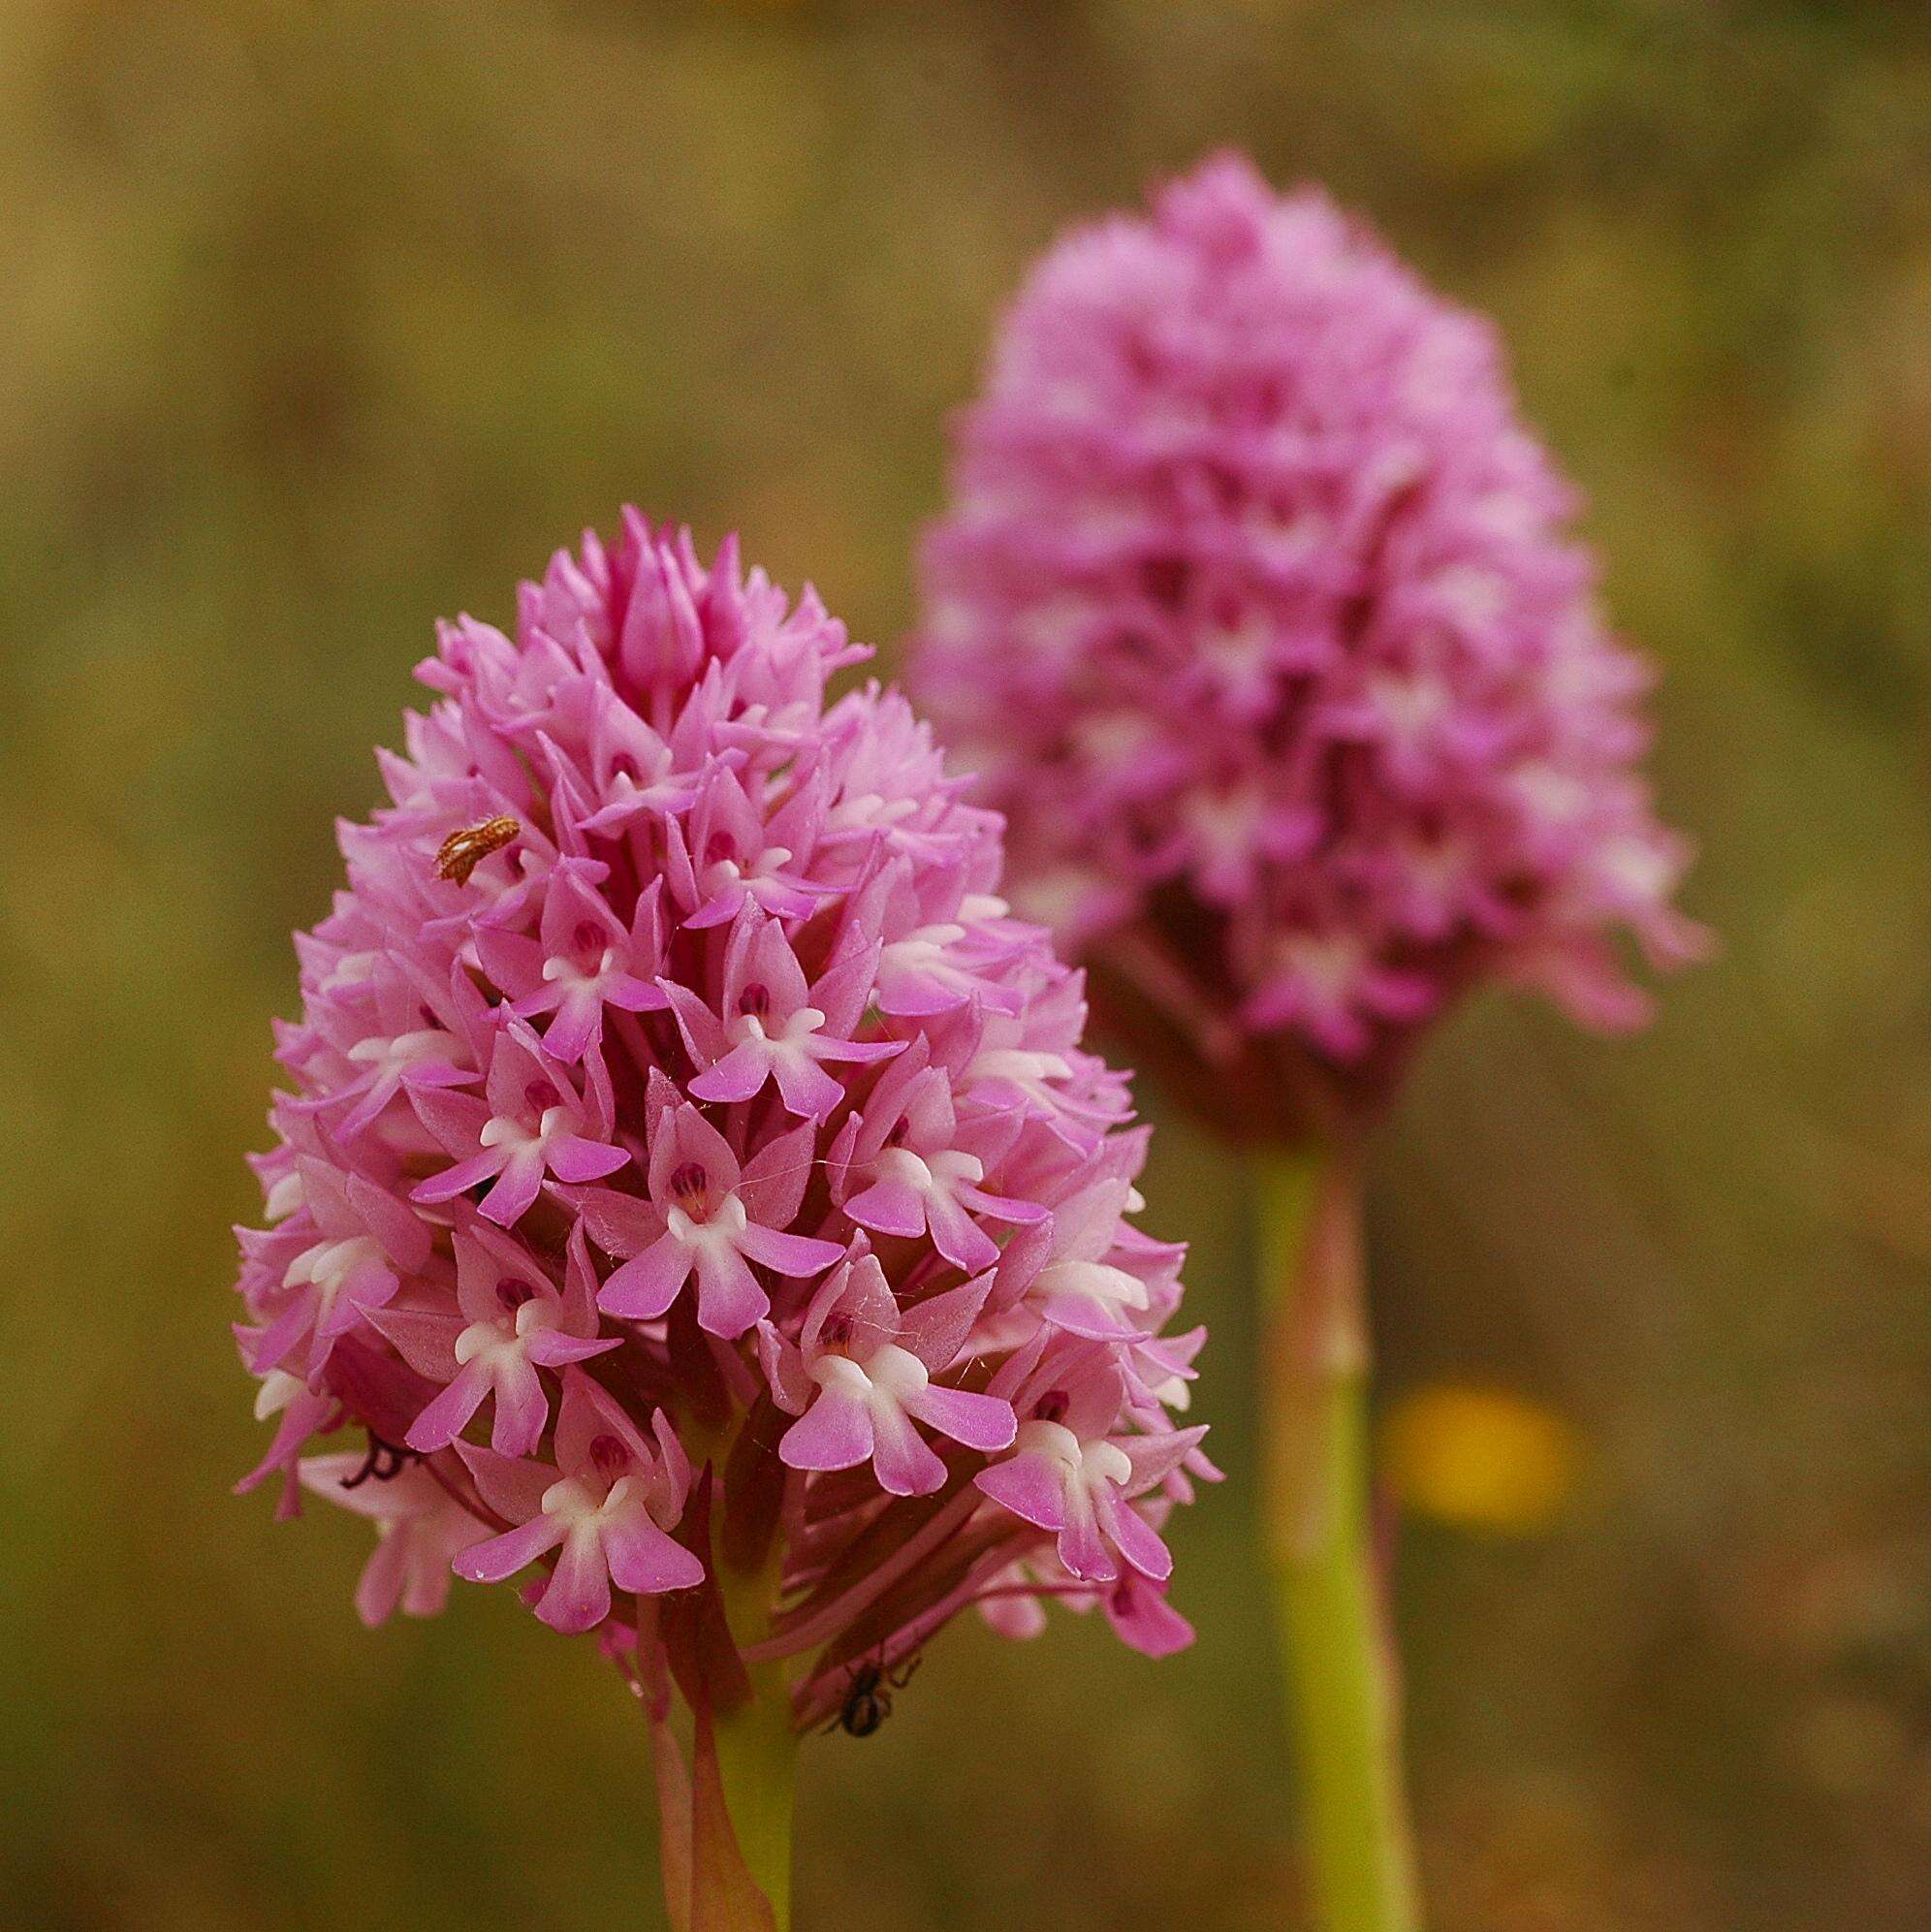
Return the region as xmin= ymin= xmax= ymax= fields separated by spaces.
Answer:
xmin=1254 ymin=1145 xmax=1418 ymax=1932
xmin=706 ymin=1667 xmax=798 ymax=1929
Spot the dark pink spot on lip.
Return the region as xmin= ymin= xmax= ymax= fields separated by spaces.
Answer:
xmin=668 ymin=1161 xmax=710 ymax=1215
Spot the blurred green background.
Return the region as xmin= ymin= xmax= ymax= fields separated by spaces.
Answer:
xmin=3 ymin=1 xmax=1928 ymax=1925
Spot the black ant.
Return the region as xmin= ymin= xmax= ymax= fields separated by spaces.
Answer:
xmin=823 ymin=1651 xmax=922 ymax=1738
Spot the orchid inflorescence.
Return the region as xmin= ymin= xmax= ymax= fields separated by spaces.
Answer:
xmin=912 ymin=153 xmax=1702 ymax=1140
xmin=233 ymin=512 xmax=1211 ymax=1743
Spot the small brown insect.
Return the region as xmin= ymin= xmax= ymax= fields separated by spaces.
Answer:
xmin=434 ymin=815 xmax=521 ymax=885
xmin=824 ymin=1652 xmax=922 ymax=1738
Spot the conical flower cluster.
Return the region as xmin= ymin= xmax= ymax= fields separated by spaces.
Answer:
xmin=912 ymin=154 xmax=1701 ymax=1137
xmin=234 ymin=512 xmax=1209 ymax=1727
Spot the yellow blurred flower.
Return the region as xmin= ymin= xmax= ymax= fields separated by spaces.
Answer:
xmin=1380 ymin=1383 xmax=1581 ymax=1535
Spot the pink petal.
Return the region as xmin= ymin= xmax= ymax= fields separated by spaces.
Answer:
xmin=477 ymin=1151 xmax=545 ymax=1226
xmin=244 ymin=1295 xmax=315 ymax=1377
xmin=313 ymin=1256 xmax=396 ymax=1342
xmin=349 ymin=1174 xmax=434 ymax=1271
xmin=896 ymin=1273 xmax=994 ymax=1372
xmin=1119 ymin=1424 xmax=1210 ymax=1496
xmin=547 ymin=1135 xmax=630 ymax=1184
xmin=734 ymin=1221 xmax=845 ymax=1280
xmin=535 ymin=1526 xmax=613 ymax=1633
xmin=454 ymin=1440 xmax=555 ymax=1521
xmin=806 ymin=1034 xmax=902 ymax=1065
xmin=354 ymin=1533 xmax=409 ymax=1628
xmin=687 ymin=1040 xmax=772 ymax=1104
xmin=410 ymin=1088 xmax=494 ymax=1160
xmin=541 ymin=994 xmax=603 ymax=1065
xmin=364 ymin=1303 xmax=463 ymax=1380
xmin=1040 ymin=1290 xmax=1145 ymax=1342
xmin=869 ymin=1402 xmax=948 ymax=1498
xmin=603 ymin=973 xmax=668 ymax=1014
xmin=398 ymin=1531 xmax=464 ymax=1618
xmin=770 ymin=1053 xmax=844 ymax=1120
xmin=475 ymin=925 xmax=545 ymax=996
xmin=601 ymin=1510 xmax=705 ymax=1596
xmin=657 ymin=978 xmax=730 ymax=1061
xmin=739 ymin=1120 xmax=817 ymax=1229
xmin=412 ymin=1151 xmax=505 ymax=1206
xmin=455 ymin=1512 xmax=563 ymax=1585
xmin=523 ymin=1330 xmax=619 ymax=1369
xmin=404 ymin=1359 xmax=492 ymax=1454
xmin=777 ymin=1386 xmax=873 ymax=1473
xmin=907 ymin=1382 xmax=1016 ymax=1454
xmin=489 ymin=1354 xmax=551 ymax=1458
xmin=979 ymin=1588 xmax=1050 ymax=1641
xmin=691 ymin=1243 xmax=769 ymax=1339
xmin=1056 ymin=1487 xmax=1118 ymax=1584
xmin=1103 ymin=1577 xmax=1194 ymax=1658
xmin=974 ymin=1453 xmax=1068 ymax=1533
xmin=1098 ymin=1491 xmax=1175 ymax=1583
xmin=843 ymin=1178 xmax=927 ymax=1242
xmin=599 ymin=1232 xmax=695 ymax=1320
xmin=925 ymin=1190 xmax=1000 ymax=1273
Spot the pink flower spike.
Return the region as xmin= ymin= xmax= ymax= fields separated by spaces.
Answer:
xmin=233 ymin=511 xmax=1209 ymax=1843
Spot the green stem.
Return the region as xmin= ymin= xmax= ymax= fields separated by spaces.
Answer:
xmin=1254 ymin=1144 xmax=1420 ymax=1932
xmin=710 ymin=1671 xmax=799 ymax=1930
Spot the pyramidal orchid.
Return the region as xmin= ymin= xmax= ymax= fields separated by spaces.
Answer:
xmin=231 ymin=511 xmax=1209 ymax=1929
xmin=909 ymin=153 xmax=1703 ymax=1930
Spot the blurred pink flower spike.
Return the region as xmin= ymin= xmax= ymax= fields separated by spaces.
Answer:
xmin=911 ymin=149 xmax=1706 ymax=1141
